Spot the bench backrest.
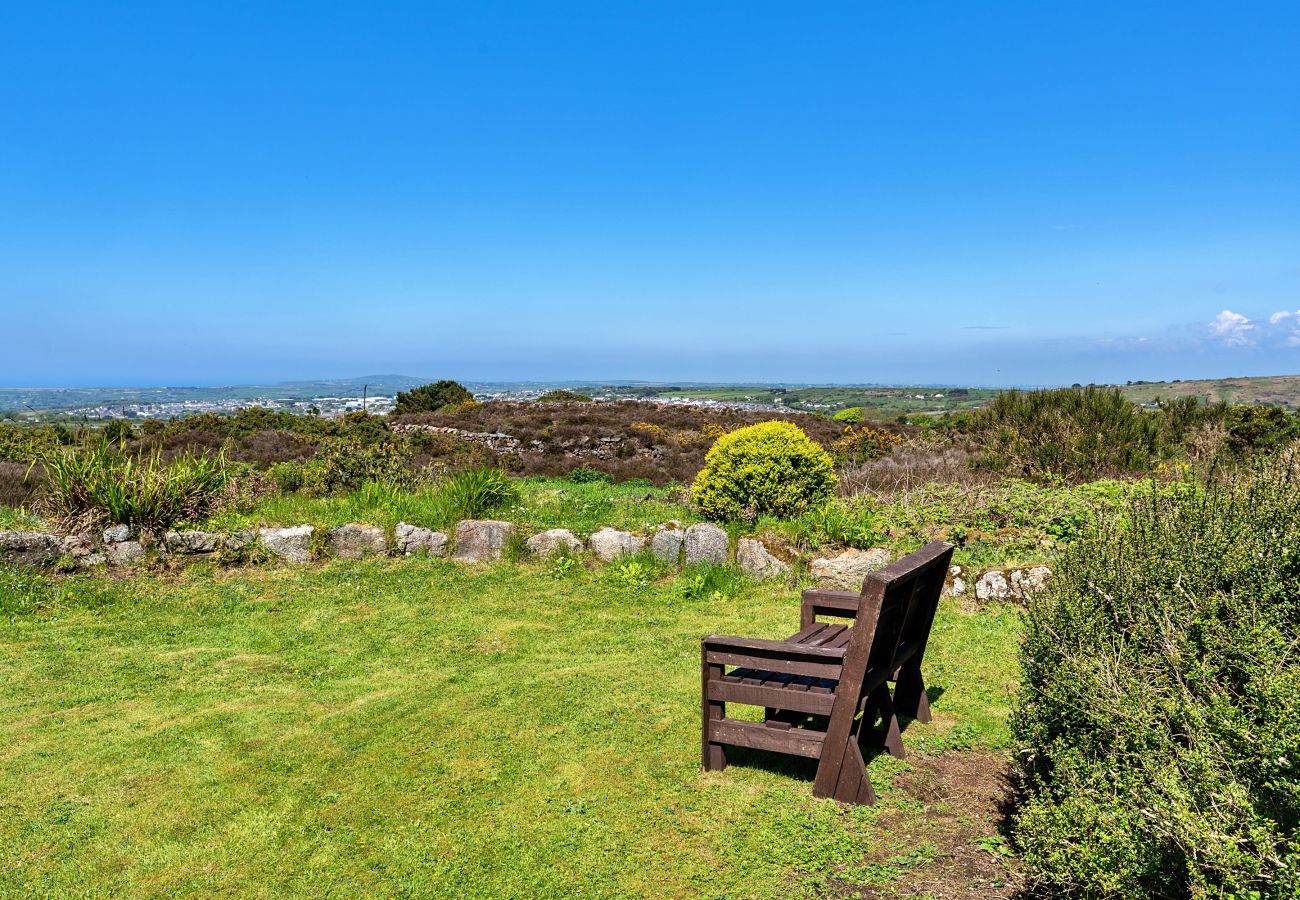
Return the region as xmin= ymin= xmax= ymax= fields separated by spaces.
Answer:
xmin=811 ymin=541 xmax=953 ymax=795
xmin=862 ymin=542 xmax=953 ymax=678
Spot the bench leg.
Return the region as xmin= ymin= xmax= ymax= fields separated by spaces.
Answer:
xmin=893 ymin=664 xmax=931 ymax=724
xmin=875 ymin=684 xmax=905 ymax=759
xmin=701 ymin=647 xmax=727 ymax=771
xmin=815 ymin=715 xmax=878 ymax=805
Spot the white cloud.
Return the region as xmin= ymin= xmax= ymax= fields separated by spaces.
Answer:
xmin=1270 ymin=309 xmax=1300 ymax=325
xmin=1209 ymin=309 xmax=1256 ymax=347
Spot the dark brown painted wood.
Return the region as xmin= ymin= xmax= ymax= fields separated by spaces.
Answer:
xmin=699 ymin=541 xmax=953 ymax=806
xmin=709 ymin=720 xmax=825 ymax=758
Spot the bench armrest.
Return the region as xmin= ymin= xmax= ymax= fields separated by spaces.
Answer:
xmin=702 ymin=634 xmax=845 ymax=679
xmin=703 ymin=635 xmax=847 ymax=658
xmin=800 ymin=589 xmax=863 ymax=627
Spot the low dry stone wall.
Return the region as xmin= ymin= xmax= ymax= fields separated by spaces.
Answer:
xmin=0 ymin=525 xmax=1052 ymax=602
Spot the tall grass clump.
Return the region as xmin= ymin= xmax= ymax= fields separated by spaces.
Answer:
xmin=431 ymin=467 xmax=519 ymax=525
xmin=1012 ymin=454 xmax=1300 ymax=897
xmin=40 ymin=444 xmax=228 ymax=533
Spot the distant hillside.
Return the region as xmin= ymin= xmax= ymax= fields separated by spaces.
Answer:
xmin=1118 ymin=374 xmax=1300 ymax=408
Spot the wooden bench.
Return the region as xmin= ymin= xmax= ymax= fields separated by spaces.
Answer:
xmin=701 ymin=541 xmax=953 ymax=804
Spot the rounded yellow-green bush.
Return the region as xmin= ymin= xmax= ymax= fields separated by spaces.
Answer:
xmin=691 ymin=421 xmax=837 ymax=521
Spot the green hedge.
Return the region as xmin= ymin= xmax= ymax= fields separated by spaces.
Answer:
xmin=1012 ymin=458 xmax=1300 ymax=896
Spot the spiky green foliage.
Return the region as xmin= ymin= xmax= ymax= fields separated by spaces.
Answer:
xmin=40 ymin=444 xmax=228 ymax=533
xmin=431 ymin=466 xmax=519 ymax=524
xmin=691 ymin=421 xmax=836 ymax=521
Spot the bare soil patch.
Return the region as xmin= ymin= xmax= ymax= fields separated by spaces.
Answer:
xmin=839 ymin=750 xmax=1024 ymax=899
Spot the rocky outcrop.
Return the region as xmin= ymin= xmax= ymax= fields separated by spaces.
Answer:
xmin=103 ymin=524 xmax=133 ymax=544
xmin=589 ymin=527 xmax=645 ymax=561
xmin=327 ymin=524 xmax=388 ymax=559
xmin=684 ymin=523 xmax=729 ymax=565
xmin=0 ymin=531 xmax=62 ymax=568
xmin=650 ymin=527 xmax=684 ymax=565
xmin=395 ymin=522 xmax=448 ymax=556
xmin=225 ymin=530 xmax=257 ymax=552
xmin=975 ymin=565 xmax=1053 ymax=602
xmin=736 ymin=537 xmax=790 ymax=580
xmin=944 ymin=565 xmax=968 ymax=597
xmin=164 ymin=530 xmax=220 ymax=554
xmin=259 ymin=526 xmax=314 ymax=563
xmin=452 ymin=520 xmax=513 ymax=563
xmin=106 ymin=541 xmax=145 ymax=566
xmin=809 ymin=547 xmax=893 ymax=589
xmin=527 ymin=528 xmax=583 ymax=558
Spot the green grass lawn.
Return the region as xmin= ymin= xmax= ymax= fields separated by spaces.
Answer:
xmin=0 ymin=560 xmax=1021 ymax=898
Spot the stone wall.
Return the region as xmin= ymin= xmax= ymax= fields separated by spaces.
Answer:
xmin=0 ymin=525 xmax=1051 ymax=602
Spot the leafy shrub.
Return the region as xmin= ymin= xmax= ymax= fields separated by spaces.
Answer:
xmin=970 ymin=386 xmax=1169 ymax=482
xmin=606 ymin=555 xmax=661 ymax=588
xmin=266 ymin=460 xmax=306 ymax=493
xmin=692 ymin=421 xmax=837 ymax=521
xmin=1012 ymin=457 xmax=1300 ymax=897
xmin=431 ymin=467 xmax=519 ymax=523
xmin=547 ymin=554 xmax=580 ymax=579
xmin=1224 ymin=404 xmax=1300 ymax=455
xmin=829 ymin=425 xmax=903 ymax=465
xmin=40 ymin=444 xmax=228 ymax=533
xmin=302 ymin=440 xmax=409 ymax=495
xmin=774 ymin=497 xmax=882 ymax=551
xmin=339 ymin=411 xmax=391 ymax=443
xmin=394 ymin=380 xmax=474 ymax=415
xmin=536 ymin=390 xmax=592 ymax=402
xmin=630 ymin=422 xmax=670 ymax=442
xmin=567 ymin=466 xmax=612 ymax=484
xmin=0 ymin=424 xmax=74 ymax=463
xmin=832 ymin=407 xmax=864 ymax=423
xmin=102 ymin=420 xmax=134 ymax=446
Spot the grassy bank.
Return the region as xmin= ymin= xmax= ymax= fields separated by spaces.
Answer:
xmin=0 ymin=559 xmax=1020 ymax=897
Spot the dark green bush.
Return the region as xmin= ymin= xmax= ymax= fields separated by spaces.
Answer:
xmin=1224 ymin=405 xmax=1300 ymax=455
xmin=102 ymin=420 xmax=134 ymax=446
xmin=566 ymin=466 xmax=612 ymax=484
xmin=302 ymin=440 xmax=409 ymax=495
xmin=1012 ymin=457 xmax=1300 ymax=897
xmin=970 ymin=386 xmax=1169 ymax=482
xmin=267 ymin=460 xmax=306 ymax=493
xmin=691 ymin=421 xmax=836 ymax=521
xmin=394 ymin=380 xmax=474 ymax=415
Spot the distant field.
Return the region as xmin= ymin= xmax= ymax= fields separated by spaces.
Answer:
xmin=1117 ymin=374 xmax=1300 ymax=408
xmin=595 ymin=384 xmax=1001 ymax=417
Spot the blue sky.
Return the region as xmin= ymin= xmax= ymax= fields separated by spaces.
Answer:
xmin=2 ymin=2 xmax=1298 ymax=387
